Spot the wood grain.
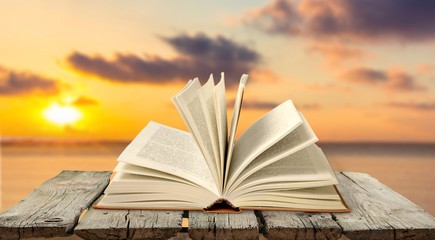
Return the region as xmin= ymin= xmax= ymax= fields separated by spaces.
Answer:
xmin=0 ymin=171 xmax=111 ymax=240
xmin=261 ymin=211 xmax=341 ymax=240
xmin=260 ymin=172 xmax=435 ymax=240
xmin=188 ymin=210 xmax=258 ymax=240
xmin=333 ymin=172 xmax=435 ymax=240
xmin=74 ymin=208 xmax=183 ymax=240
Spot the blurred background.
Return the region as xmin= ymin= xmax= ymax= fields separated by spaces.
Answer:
xmin=1 ymin=0 xmax=434 ymax=215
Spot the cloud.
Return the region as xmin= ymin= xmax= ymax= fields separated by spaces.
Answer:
xmin=240 ymin=0 xmax=302 ymax=35
xmin=241 ymin=0 xmax=435 ymax=42
xmin=67 ymin=33 xmax=261 ymax=87
xmin=306 ymin=42 xmax=368 ymax=65
xmin=388 ymin=102 xmax=435 ymax=111
xmin=341 ymin=68 xmax=387 ymax=85
xmin=417 ymin=64 xmax=435 ymax=75
xmin=0 ymin=66 xmax=61 ymax=95
xmin=340 ymin=67 xmax=426 ymax=91
xmin=247 ymin=68 xmax=280 ymax=85
xmin=386 ymin=69 xmax=427 ymax=91
xmin=229 ymin=99 xmax=321 ymax=111
xmin=64 ymin=125 xmax=90 ymax=134
xmin=71 ymin=96 xmax=98 ymax=106
xmin=241 ymin=100 xmax=279 ymax=110
xmin=297 ymin=103 xmax=321 ymax=110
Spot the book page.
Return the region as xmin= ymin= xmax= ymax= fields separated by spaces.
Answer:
xmin=234 ymin=191 xmax=347 ymax=210
xmin=231 ymin=186 xmax=347 ymax=210
xmin=171 ymin=78 xmax=220 ymax=188
xmin=228 ymin=144 xmax=338 ymax=198
xmin=105 ymin=173 xmax=217 ymax=204
xmin=237 ymin=186 xmax=341 ymax=200
xmin=226 ymin=100 xmax=303 ymax=189
xmin=98 ymin=173 xmax=216 ymax=209
xmin=117 ymin=121 xmax=219 ymax=195
xmin=224 ymin=74 xmax=248 ymax=187
xmin=114 ymin=162 xmax=193 ymax=186
xmin=228 ymin=180 xmax=335 ymax=201
xmin=198 ymin=74 xmax=221 ymax=188
xmin=226 ymin=113 xmax=318 ymax=192
xmin=213 ymin=73 xmax=227 ymax=187
xmin=172 ymin=80 xmax=194 ymax=132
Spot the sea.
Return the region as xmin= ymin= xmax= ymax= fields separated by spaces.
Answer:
xmin=1 ymin=141 xmax=434 ymax=215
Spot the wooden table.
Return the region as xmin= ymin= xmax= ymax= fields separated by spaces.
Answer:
xmin=0 ymin=171 xmax=434 ymax=240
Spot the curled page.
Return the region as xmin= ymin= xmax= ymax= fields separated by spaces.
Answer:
xmin=224 ymin=74 xmax=248 ymax=188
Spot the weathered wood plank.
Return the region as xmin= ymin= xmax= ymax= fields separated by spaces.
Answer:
xmin=0 ymin=171 xmax=111 ymax=240
xmin=261 ymin=211 xmax=341 ymax=240
xmin=260 ymin=172 xmax=435 ymax=240
xmin=333 ymin=172 xmax=435 ymax=240
xmin=74 ymin=208 xmax=183 ymax=240
xmin=2 ymin=171 xmax=434 ymax=240
xmin=188 ymin=210 xmax=258 ymax=240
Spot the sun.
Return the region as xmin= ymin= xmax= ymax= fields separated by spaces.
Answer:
xmin=43 ymin=103 xmax=82 ymax=125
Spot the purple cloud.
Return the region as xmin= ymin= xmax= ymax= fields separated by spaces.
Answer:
xmin=67 ymin=33 xmax=261 ymax=87
xmin=0 ymin=66 xmax=61 ymax=95
xmin=341 ymin=68 xmax=387 ymax=85
xmin=242 ymin=0 xmax=435 ymax=42
xmin=341 ymin=67 xmax=426 ymax=91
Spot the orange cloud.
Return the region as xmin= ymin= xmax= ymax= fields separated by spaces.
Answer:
xmin=304 ymin=82 xmax=353 ymax=94
xmin=306 ymin=42 xmax=369 ymax=65
xmin=297 ymin=103 xmax=321 ymax=110
xmin=237 ymin=100 xmax=278 ymax=110
xmin=387 ymin=101 xmax=435 ymax=111
xmin=229 ymin=99 xmax=321 ymax=111
xmin=417 ymin=64 xmax=435 ymax=75
xmin=248 ymin=68 xmax=280 ymax=84
xmin=71 ymin=96 xmax=99 ymax=106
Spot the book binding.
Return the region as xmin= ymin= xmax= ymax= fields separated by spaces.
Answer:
xmin=203 ymin=198 xmax=241 ymax=213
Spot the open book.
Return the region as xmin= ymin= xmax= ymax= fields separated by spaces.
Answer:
xmin=95 ymin=73 xmax=350 ymax=213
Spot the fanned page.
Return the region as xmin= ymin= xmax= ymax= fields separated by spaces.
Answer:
xmin=172 ymin=73 xmax=242 ymax=192
xmin=171 ymin=78 xmax=220 ymax=188
xmin=213 ymin=73 xmax=227 ymax=187
xmin=198 ymin=74 xmax=222 ymax=192
xmin=224 ymin=74 xmax=248 ymax=187
xmin=227 ymin=145 xmax=348 ymax=212
xmin=228 ymin=144 xmax=338 ymax=200
xmin=114 ymin=121 xmax=219 ymax=196
xmin=226 ymin=113 xmax=318 ymax=193
xmin=225 ymin=100 xmax=303 ymax=190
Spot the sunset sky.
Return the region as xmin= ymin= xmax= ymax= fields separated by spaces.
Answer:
xmin=1 ymin=0 xmax=434 ymax=142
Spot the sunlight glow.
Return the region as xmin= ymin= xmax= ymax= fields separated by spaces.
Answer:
xmin=43 ymin=103 xmax=82 ymax=125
